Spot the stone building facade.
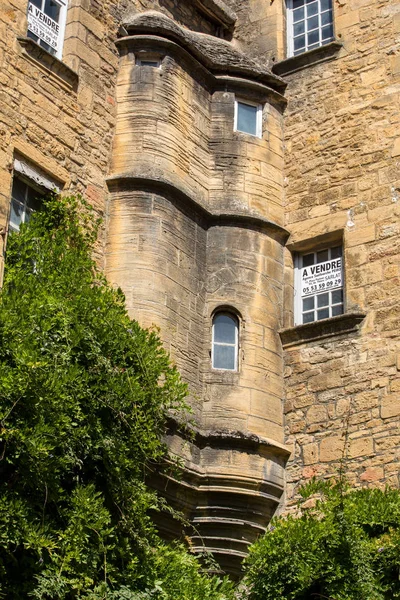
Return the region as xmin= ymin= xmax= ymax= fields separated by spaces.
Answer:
xmin=1 ymin=0 xmax=399 ymax=577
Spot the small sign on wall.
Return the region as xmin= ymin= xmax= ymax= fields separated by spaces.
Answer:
xmin=300 ymin=257 xmax=343 ymax=297
xmin=27 ymin=2 xmax=60 ymax=53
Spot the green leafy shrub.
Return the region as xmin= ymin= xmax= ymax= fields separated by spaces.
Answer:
xmin=0 ymin=195 xmax=234 ymax=600
xmin=244 ymin=479 xmax=400 ymax=600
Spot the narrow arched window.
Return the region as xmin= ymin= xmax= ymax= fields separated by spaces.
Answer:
xmin=212 ymin=313 xmax=239 ymax=371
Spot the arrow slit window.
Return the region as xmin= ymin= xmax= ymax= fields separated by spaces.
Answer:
xmin=295 ymin=246 xmax=344 ymax=325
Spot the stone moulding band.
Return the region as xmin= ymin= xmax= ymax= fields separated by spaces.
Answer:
xmin=118 ymin=11 xmax=287 ymax=95
xmin=116 ymin=35 xmax=287 ymax=105
xmin=166 ymin=416 xmax=291 ymax=457
xmin=106 ymin=174 xmax=290 ymax=242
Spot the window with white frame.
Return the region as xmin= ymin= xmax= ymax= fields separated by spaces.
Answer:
xmin=9 ymin=177 xmax=44 ymax=234
xmin=234 ymin=99 xmax=262 ymax=138
xmin=27 ymin=0 xmax=68 ymax=59
xmin=287 ymin=0 xmax=334 ymax=57
xmin=9 ymin=158 xmax=62 ymax=234
xmin=212 ymin=313 xmax=239 ymax=371
xmin=294 ymin=246 xmax=344 ymax=325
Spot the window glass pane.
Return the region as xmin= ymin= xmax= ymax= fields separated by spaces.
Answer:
xmin=332 ymin=304 xmax=344 ymax=316
xmin=294 ymin=21 xmax=305 ymax=36
xmin=321 ymin=24 xmax=334 ymax=39
xmin=27 ymin=30 xmax=39 ymax=43
xmin=213 ymin=344 xmax=236 ymax=370
xmin=317 ymin=249 xmax=329 ymax=263
xmin=27 ymin=187 xmax=43 ymax=211
xmin=44 ymin=0 xmax=61 ymax=22
xmin=303 ymin=297 xmax=314 ymax=311
xmin=307 ymin=15 xmax=319 ymax=30
xmin=40 ymin=40 xmax=56 ymax=55
xmin=293 ymin=0 xmax=304 ymax=8
xmin=237 ymin=102 xmax=258 ymax=136
xmin=10 ymin=199 xmax=24 ymax=230
xmin=317 ymin=293 xmax=329 ymax=307
xmin=302 ymin=253 xmax=314 ymax=267
xmin=294 ymin=35 xmax=306 ymax=51
xmin=308 ymin=29 xmax=320 ymax=45
xmin=303 ymin=311 xmax=315 ymax=323
xmin=140 ymin=60 xmax=160 ymax=67
xmin=11 ymin=178 xmax=27 ymax=203
xmin=331 ymin=246 xmax=342 ymax=259
xmin=332 ymin=289 xmax=343 ymax=304
xmin=213 ymin=314 xmax=237 ymax=344
xmin=321 ymin=10 xmax=333 ymax=25
xmin=293 ymin=7 xmax=305 ymax=22
xmin=306 ymin=2 xmax=318 ymax=16
xmin=317 ymin=308 xmax=329 ymax=320
xmin=25 ymin=207 xmax=34 ymax=224
xmin=308 ymin=43 xmax=319 ymax=51
xmin=320 ymin=0 xmax=332 ymax=10
xmin=30 ymin=0 xmax=43 ymax=8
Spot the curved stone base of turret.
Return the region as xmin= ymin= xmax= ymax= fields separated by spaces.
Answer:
xmin=149 ymin=427 xmax=290 ymax=577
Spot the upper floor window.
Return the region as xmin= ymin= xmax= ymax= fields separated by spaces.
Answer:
xmin=9 ymin=158 xmax=62 ymax=234
xmin=287 ymin=0 xmax=334 ymax=57
xmin=234 ymin=99 xmax=262 ymax=138
xmin=212 ymin=313 xmax=239 ymax=371
xmin=9 ymin=176 xmax=44 ymax=234
xmin=294 ymin=246 xmax=343 ymax=325
xmin=27 ymin=0 xmax=68 ymax=59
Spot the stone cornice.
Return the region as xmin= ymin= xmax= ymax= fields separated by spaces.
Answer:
xmin=106 ymin=173 xmax=290 ymax=242
xmin=119 ymin=11 xmax=286 ymax=94
xmin=17 ymin=37 xmax=79 ymax=92
xmin=272 ymin=41 xmax=343 ymax=77
xmin=193 ymin=0 xmax=237 ymax=30
xmin=165 ymin=418 xmax=291 ymax=457
xmin=279 ymin=312 xmax=366 ymax=347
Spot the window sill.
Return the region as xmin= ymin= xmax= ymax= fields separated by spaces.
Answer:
xmin=279 ymin=312 xmax=366 ymax=348
xmin=271 ymin=41 xmax=343 ymax=77
xmin=17 ymin=37 xmax=79 ymax=92
xmin=205 ymin=369 xmax=240 ymax=384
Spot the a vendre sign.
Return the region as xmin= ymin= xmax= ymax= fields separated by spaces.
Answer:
xmin=27 ymin=2 xmax=60 ymax=53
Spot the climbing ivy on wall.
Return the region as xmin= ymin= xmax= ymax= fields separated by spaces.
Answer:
xmin=0 ymin=195 xmax=235 ymax=600
xmin=244 ymin=478 xmax=400 ymax=600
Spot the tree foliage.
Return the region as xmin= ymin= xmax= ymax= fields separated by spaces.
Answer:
xmin=0 ymin=195 xmax=235 ymax=600
xmin=244 ymin=479 xmax=400 ymax=600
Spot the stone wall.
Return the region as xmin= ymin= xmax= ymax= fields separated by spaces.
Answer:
xmin=0 ymin=0 xmax=226 ymax=279
xmin=224 ymin=0 xmax=286 ymax=67
xmin=105 ymin=14 xmax=289 ymax=571
xmin=279 ymin=0 xmax=400 ymax=503
xmin=0 ymin=0 xmax=124 ymax=278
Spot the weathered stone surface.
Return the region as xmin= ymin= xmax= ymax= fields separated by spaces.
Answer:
xmin=1 ymin=0 xmax=399 ymax=576
xmin=280 ymin=0 xmax=400 ymax=504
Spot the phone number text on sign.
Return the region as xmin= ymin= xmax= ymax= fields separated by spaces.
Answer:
xmin=301 ymin=258 xmax=342 ymax=297
xmin=27 ymin=3 xmax=60 ymax=51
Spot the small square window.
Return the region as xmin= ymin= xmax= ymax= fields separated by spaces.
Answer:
xmin=295 ymin=245 xmax=344 ymax=325
xmin=234 ymin=100 xmax=262 ymax=138
xmin=27 ymin=0 xmax=68 ymax=60
xmin=137 ymin=59 xmax=161 ymax=68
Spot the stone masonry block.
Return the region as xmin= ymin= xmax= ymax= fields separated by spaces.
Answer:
xmin=381 ymin=394 xmax=400 ymax=419
xmin=320 ymin=436 xmax=345 ymax=462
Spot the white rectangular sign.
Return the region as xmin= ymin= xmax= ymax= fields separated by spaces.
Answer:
xmin=27 ymin=3 xmax=60 ymax=53
xmin=300 ymin=257 xmax=342 ymax=297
